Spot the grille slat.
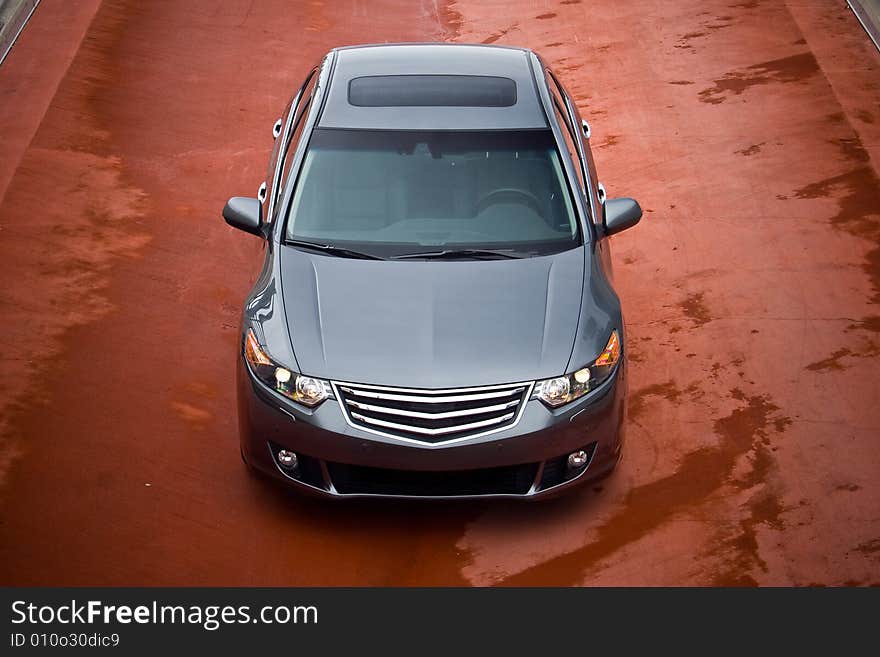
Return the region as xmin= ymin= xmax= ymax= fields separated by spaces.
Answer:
xmin=351 ymin=410 xmax=515 ymax=435
xmin=338 ymin=386 xmax=524 ymax=404
xmin=335 ymin=381 xmax=532 ymax=444
xmin=346 ymin=398 xmax=519 ymax=420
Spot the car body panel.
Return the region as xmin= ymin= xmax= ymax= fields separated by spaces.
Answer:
xmin=278 ymin=246 xmax=587 ymax=388
xmin=566 ymin=250 xmax=622 ymax=373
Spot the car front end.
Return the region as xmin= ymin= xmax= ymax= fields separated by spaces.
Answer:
xmin=238 ymin=327 xmax=627 ymax=499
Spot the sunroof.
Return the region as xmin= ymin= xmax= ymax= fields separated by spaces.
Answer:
xmin=348 ymin=75 xmax=517 ymax=108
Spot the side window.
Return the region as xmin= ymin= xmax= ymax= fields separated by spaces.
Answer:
xmin=550 ymin=94 xmax=586 ymax=194
xmin=547 ymin=70 xmax=601 ymax=224
xmin=580 ymin=140 xmax=602 ymax=224
xmin=275 ymin=97 xmax=312 ymax=211
xmin=265 ymin=69 xmax=317 ymax=222
xmin=262 ymin=98 xmax=293 ymax=214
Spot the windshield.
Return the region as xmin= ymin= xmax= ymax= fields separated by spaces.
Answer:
xmin=284 ymin=129 xmax=581 ymax=258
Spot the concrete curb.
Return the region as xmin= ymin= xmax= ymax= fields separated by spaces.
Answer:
xmin=848 ymin=0 xmax=880 ymax=52
xmin=0 ymin=0 xmax=40 ymax=66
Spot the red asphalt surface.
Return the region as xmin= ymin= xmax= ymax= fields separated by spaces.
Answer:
xmin=0 ymin=0 xmax=878 ymax=586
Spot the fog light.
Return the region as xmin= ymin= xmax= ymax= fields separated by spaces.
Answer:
xmin=277 ymin=449 xmax=298 ymax=469
xmin=567 ymin=450 xmax=589 ymax=469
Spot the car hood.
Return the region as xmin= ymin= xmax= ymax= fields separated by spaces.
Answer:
xmin=279 ymin=247 xmax=585 ymax=388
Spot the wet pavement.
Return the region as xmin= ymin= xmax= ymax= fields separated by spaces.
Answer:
xmin=0 ymin=0 xmax=878 ymax=586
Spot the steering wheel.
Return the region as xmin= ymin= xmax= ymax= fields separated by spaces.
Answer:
xmin=475 ymin=188 xmax=543 ymax=216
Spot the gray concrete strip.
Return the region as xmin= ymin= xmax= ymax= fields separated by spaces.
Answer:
xmin=848 ymin=0 xmax=880 ymax=51
xmin=0 ymin=0 xmax=102 ymax=205
xmin=0 ymin=0 xmax=40 ymax=66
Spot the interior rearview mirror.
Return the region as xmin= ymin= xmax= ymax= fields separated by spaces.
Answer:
xmin=604 ymin=197 xmax=642 ymax=237
xmin=222 ymin=197 xmax=263 ymax=237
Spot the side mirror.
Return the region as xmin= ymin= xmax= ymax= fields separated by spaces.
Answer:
xmin=222 ymin=197 xmax=263 ymax=237
xmin=604 ymin=197 xmax=642 ymax=237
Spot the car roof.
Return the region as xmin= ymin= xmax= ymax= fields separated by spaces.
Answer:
xmin=317 ymin=43 xmax=549 ymax=131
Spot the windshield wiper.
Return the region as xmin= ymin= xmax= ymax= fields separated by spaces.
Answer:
xmin=391 ymin=248 xmax=525 ymax=261
xmin=286 ymin=239 xmax=384 ymax=260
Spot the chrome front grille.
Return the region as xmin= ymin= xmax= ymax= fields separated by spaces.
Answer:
xmin=333 ymin=381 xmax=533 ymax=444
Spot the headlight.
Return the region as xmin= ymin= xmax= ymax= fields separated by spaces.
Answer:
xmin=535 ymin=330 xmax=621 ymax=408
xmin=244 ymin=329 xmax=330 ymax=407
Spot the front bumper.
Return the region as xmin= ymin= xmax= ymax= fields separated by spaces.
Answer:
xmin=237 ymin=359 xmax=626 ymax=500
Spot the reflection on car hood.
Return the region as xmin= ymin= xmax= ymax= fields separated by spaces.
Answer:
xmin=279 ymin=247 xmax=585 ymax=388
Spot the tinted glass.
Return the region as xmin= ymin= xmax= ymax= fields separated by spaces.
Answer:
xmin=548 ymin=69 xmax=600 ymax=223
xmin=348 ymin=75 xmax=516 ymax=107
xmin=285 ymin=129 xmax=581 ymax=258
xmin=274 ymin=98 xmax=312 ymax=216
xmin=267 ymin=69 xmax=317 ymax=222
